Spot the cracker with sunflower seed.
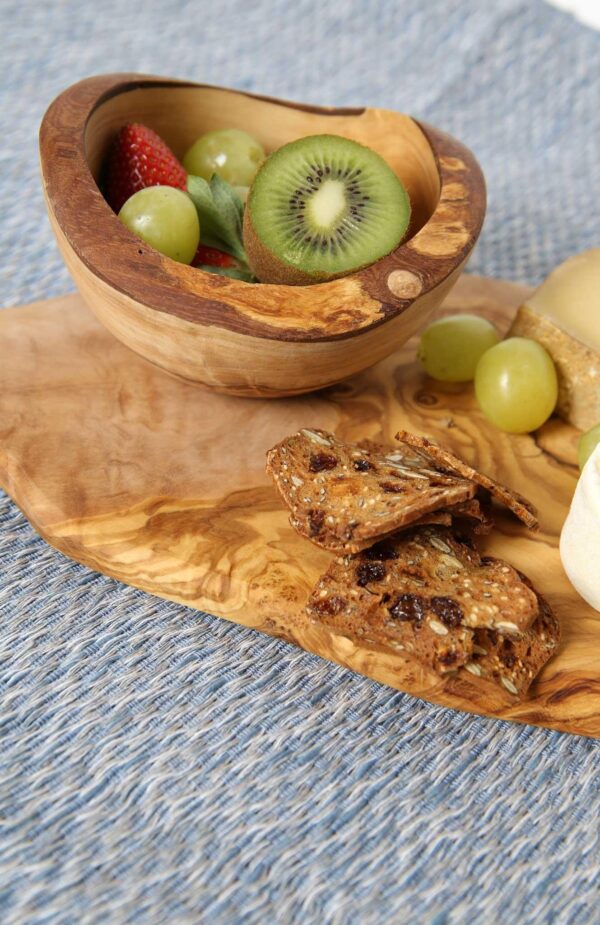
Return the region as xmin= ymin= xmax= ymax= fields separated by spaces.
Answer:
xmin=266 ymin=429 xmax=477 ymax=553
xmin=465 ymin=563 xmax=560 ymax=695
xmin=396 ymin=431 xmax=538 ymax=529
xmin=306 ymin=526 xmax=540 ymax=677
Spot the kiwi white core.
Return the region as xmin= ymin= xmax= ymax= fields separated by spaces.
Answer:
xmin=308 ymin=179 xmax=347 ymax=231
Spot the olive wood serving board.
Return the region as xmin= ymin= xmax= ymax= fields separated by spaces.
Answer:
xmin=1 ymin=274 xmax=599 ymax=739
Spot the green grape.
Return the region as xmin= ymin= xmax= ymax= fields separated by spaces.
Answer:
xmin=417 ymin=314 xmax=500 ymax=382
xmin=474 ymin=337 xmax=558 ymax=433
xmin=119 ymin=186 xmax=199 ymax=264
xmin=183 ymin=129 xmax=265 ymax=186
xmin=578 ymin=423 xmax=600 ymax=470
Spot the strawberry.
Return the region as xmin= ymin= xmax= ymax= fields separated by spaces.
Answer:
xmin=192 ymin=245 xmax=236 ymax=268
xmin=104 ymin=123 xmax=187 ymax=213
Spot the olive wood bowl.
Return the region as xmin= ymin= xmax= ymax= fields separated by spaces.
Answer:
xmin=40 ymin=74 xmax=486 ymax=397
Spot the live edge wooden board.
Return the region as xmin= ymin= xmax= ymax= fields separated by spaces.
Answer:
xmin=1 ymin=274 xmax=599 ymax=738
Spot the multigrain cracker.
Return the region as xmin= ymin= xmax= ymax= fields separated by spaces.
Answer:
xmin=266 ymin=429 xmax=476 ymax=553
xmin=396 ymin=431 xmax=538 ymax=529
xmin=268 ymin=428 xmax=559 ymax=696
xmin=466 ymin=562 xmax=560 ymax=695
xmin=306 ymin=534 xmax=475 ymax=675
xmin=306 ymin=527 xmax=540 ymax=679
xmin=357 ymin=439 xmax=494 ymax=534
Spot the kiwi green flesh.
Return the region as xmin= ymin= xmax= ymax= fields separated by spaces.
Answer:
xmin=245 ymin=134 xmax=411 ymax=283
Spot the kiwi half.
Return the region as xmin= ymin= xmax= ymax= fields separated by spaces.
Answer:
xmin=243 ymin=134 xmax=411 ymax=285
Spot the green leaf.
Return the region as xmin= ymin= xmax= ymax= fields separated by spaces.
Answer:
xmin=195 ymin=264 xmax=256 ymax=283
xmin=186 ymin=174 xmax=247 ymax=264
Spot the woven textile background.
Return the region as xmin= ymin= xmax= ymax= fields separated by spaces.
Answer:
xmin=1 ymin=1 xmax=599 ymax=923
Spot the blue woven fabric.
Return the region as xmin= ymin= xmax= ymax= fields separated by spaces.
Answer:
xmin=1 ymin=1 xmax=599 ymax=923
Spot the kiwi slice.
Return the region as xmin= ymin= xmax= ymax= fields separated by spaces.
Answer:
xmin=243 ymin=134 xmax=411 ymax=285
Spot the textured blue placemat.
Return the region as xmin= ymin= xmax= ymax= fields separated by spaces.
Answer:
xmin=0 ymin=1 xmax=599 ymax=923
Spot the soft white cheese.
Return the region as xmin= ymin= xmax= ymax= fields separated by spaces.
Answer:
xmin=560 ymin=443 xmax=600 ymax=611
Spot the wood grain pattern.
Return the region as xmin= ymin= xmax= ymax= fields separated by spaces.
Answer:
xmin=1 ymin=274 xmax=598 ymax=738
xmin=39 ymin=74 xmax=485 ymax=396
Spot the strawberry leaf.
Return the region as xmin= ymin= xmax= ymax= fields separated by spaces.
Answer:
xmin=187 ymin=175 xmax=247 ymax=264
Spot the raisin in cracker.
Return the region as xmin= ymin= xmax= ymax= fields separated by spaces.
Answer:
xmin=395 ymin=431 xmax=538 ymax=530
xmin=266 ymin=429 xmax=476 ymax=553
xmin=465 ymin=563 xmax=560 ymax=696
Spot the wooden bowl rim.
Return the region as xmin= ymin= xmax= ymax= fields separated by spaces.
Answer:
xmin=40 ymin=73 xmax=486 ymax=344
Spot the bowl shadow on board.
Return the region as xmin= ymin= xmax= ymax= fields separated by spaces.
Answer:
xmin=40 ymin=73 xmax=486 ymax=398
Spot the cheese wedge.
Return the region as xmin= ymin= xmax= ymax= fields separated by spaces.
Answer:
xmin=509 ymin=249 xmax=600 ymax=430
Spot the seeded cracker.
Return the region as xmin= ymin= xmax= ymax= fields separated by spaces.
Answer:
xmin=306 ymin=526 xmax=540 ymax=677
xmin=396 ymin=431 xmax=538 ymax=530
xmin=466 ymin=562 xmax=561 ymax=695
xmin=356 ymin=438 xmax=494 ymax=534
xmin=266 ymin=429 xmax=476 ymax=553
xmin=306 ymin=529 xmax=476 ymax=674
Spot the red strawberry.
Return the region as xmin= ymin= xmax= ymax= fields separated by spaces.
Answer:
xmin=104 ymin=123 xmax=187 ymax=213
xmin=192 ymin=245 xmax=236 ymax=268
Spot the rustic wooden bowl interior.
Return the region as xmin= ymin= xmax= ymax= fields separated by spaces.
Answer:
xmin=40 ymin=75 xmax=486 ymax=397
